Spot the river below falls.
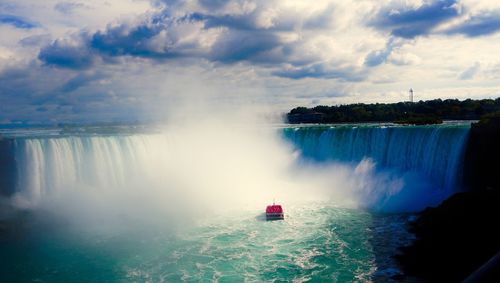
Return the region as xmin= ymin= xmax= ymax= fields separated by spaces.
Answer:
xmin=0 ymin=203 xmax=415 ymax=282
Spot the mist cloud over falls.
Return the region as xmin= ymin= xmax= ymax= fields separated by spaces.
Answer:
xmin=5 ymin=117 xmax=468 ymax=235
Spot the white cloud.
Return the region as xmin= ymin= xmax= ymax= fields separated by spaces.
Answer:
xmin=0 ymin=0 xmax=499 ymax=123
xmin=388 ymin=51 xmax=421 ymax=65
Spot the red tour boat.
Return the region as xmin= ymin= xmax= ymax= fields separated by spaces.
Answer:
xmin=266 ymin=202 xmax=284 ymax=220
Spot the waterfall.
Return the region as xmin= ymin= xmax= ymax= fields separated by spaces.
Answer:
xmin=3 ymin=123 xmax=470 ymax=212
xmin=12 ymin=134 xmax=177 ymax=207
xmin=282 ymin=124 xmax=470 ymax=198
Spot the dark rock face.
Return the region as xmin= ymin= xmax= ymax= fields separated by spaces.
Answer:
xmin=395 ymin=191 xmax=500 ymax=282
xmin=464 ymin=115 xmax=500 ymax=192
xmin=396 ymin=115 xmax=500 ymax=282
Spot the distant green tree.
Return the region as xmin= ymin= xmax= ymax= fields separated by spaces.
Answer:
xmin=287 ymin=98 xmax=500 ymax=124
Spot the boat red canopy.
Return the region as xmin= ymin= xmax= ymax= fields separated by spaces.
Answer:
xmin=266 ymin=205 xmax=283 ymax=214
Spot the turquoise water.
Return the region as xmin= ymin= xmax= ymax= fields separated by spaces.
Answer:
xmin=0 ymin=204 xmax=413 ymax=282
xmin=0 ymin=123 xmax=469 ymax=282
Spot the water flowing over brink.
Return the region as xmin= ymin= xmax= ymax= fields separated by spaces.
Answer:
xmin=283 ymin=124 xmax=470 ymax=199
xmin=6 ymin=124 xmax=470 ymax=210
xmin=12 ymin=135 xmax=176 ymax=207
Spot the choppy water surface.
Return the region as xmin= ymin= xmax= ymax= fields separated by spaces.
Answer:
xmin=0 ymin=204 xmax=413 ymax=282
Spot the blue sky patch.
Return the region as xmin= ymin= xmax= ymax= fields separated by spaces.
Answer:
xmin=0 ymin=14 xmax=37 ymax=29
xmin=446 ymin=13 xmax=500 ymax=37
xmin=371 ymin=0 xmax=459 ymax=38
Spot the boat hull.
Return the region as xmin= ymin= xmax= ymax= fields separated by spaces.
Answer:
xmin=266 ymin=213 xmax=284 ymax=221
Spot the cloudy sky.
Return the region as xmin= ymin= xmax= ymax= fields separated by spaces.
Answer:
xmin=1 ymin=0 xmax=500 ymax=123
